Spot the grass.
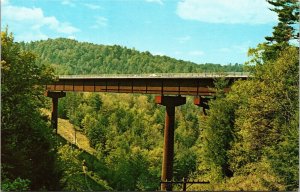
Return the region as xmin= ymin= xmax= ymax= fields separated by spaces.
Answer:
xmin=57 ymin=118 xmax=96 ymax=155
xmin=41 ymin=108 xmax=96 ymax=155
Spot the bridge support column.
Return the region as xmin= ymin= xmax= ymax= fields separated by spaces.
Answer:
xmin=194 ymin=96 xmax=212 ymax=115
xmin=155 ymin=95 xmax=186 ymax=191
xmin=45 ymin=91 xmax=66 ymax=134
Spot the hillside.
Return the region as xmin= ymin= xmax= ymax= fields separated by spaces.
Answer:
xmin=19 ymin=38 xmax=243 ymax=75
xmin=17 ymin=38 xmax=297 ymax=191
xmin=2 ymin=0 xmax=299 ymax=191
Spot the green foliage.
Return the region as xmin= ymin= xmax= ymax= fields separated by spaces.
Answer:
xmin=14 ymin=32 xmax=244 ymax=191
xmin=248 ymin=0 xmax=299 ymax=63
xmin=20 ymin=38 xmax=244 ymax=75
xmin=3 ymin=0 xmax=298 ymax=190
xmin=1 ymin=29 xmax=60 ymax=190
xmin=56 ymin=144 xmax=112 ymax=191
xmin=195 ymin=31 xmax=298 ymax=192
xmin=1 ymin=177 xmax=31 ymax=191
xmin=264 ymin=112 xmax=299 ymax=191
xmin=197 ymin=96 xmax=236 ymax=182
xmin=193 ymin=1 xmax=299 ymax=190
xmin=56 ymin=92 xmax=203 ymax=190
xmin=230 ymin=47 xmax=298 ymax=167
xmin=194 ymin=47 xmax=298 ymax=191
xmin=266 ymin=0 xmax=299 ymax=44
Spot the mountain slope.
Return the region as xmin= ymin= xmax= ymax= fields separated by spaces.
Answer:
xmin=20 ymin=38 xmax=243 ymax=75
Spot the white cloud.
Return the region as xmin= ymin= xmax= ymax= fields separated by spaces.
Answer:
xmin=2 ymin=5 xmax=79 ymax=41
xmin=232 ymin=44 xmax=249 ymax=54
xmin=177 ymin=0 xmax=277 ymax=24
xmin=219 ymin=48 xmax=231 ymax=53
xmin=91 ymin=16 xmax=108 ymax=28
xmin=151 ymin=51 xmax=165 ymax=56
xmin=170 ymin=50 xmax=204 ymax=63
xmin=67 ymin=35 xmax=76 ymax=39
xmin=1 ymin=0 xmax=9 ymax=6
xmin=177 ymin=35 xmax=191 ymax=43
xmin=145 ymin=0 xmax=163 ymax=5
xmin=61 ymin=0 xmax=75 ymax=7
xmin=189 ymin=50 xmax=204 ymax=56
xmin=289 ymin=39 xmax=299 ymax=46
xmin=219 ymin=42 xmax=250 ymax=54
xmin=15 ymin=31 xmax=49 ymax=42
xmin=83 ymin=3 xmax=101 ymax=10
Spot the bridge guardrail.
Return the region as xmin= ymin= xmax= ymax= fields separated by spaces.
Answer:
xmin=58 ymin=72 xmax=250 ymax=79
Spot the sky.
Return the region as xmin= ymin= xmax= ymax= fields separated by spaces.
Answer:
xmin=2 ymin=0 xmax=278 ymax=64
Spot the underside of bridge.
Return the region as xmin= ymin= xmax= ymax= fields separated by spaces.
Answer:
xmin=45 ymin=74 xmax=247 ymax=191
xmin=45 ymin=90 xmax=212 ymax=191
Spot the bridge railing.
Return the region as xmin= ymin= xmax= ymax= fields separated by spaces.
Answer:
xmin=58 ymin=72 xmax=250 ymax=79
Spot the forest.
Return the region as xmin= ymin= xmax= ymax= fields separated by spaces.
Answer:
xmin=19 ymin=38 xmax=244 ymax=75
xmin=1 ymin=0 xmax=298 ymax=191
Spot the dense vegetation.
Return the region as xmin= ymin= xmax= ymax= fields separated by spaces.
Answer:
xmin=1 ymin=0 xmax=298 ymax=191
xmin=1 ymin=30 xmax=59 ymax=190
xmin=193 ymin=0 xmax=299 ymax=190
xmin=20 ymin=38 xmax=243 ymax=75
xmin=55 ymin=93 xmax=203 ymax=190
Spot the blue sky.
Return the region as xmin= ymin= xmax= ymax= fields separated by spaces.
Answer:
xmin=2 ymin=0 xmax=278 ymax=64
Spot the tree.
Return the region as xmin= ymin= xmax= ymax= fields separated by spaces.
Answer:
xmin=1 ymin=29 xmax=60 ymax=190
xmin=265 ymin=0 xmax=299 ymax=44
xmin=249 ymin=0 xmax=299 ymax=62
xmin=193 ymin=0 xmax=299 ymax=190
xmin=23 ymin=37 xmax=244 ymax=75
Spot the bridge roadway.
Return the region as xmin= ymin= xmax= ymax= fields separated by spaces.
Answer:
xmin=46 ymin=72 xmax=249 ymax=96
xmin=45 ymin=72 xmax=249 ymax=191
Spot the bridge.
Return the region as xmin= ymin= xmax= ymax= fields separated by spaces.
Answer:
xmin=45 ymin=72 xmax=249 ymax=191
xmin=46 ymin=72 xmax=248 ymax=95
